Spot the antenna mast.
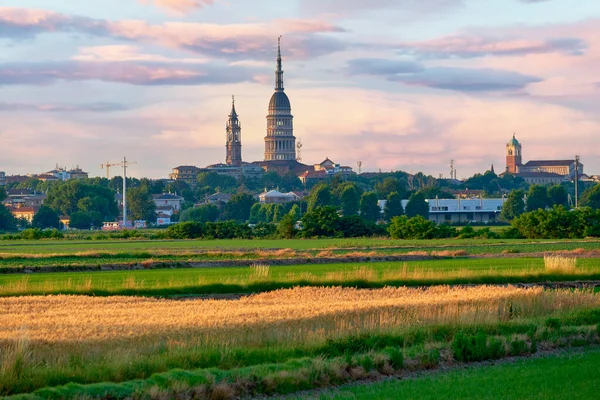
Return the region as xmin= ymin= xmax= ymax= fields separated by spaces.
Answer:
xmin=574 ymin=155 xmax=580 ymax=208
xmin=296 ymin=139 xmax=303 ymax=162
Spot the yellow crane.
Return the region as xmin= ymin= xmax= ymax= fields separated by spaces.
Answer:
xmin=100 ymin=162 xmax=120 ymax=179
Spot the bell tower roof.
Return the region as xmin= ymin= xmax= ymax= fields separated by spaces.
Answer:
xmin=229 ymin=95 xmax=238 ymax=118
xmin=508 ymin=133 xmax=520 ymax=146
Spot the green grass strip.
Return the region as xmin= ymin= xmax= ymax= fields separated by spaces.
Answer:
xmin=309 ymin=348 xmax=600 ymax=400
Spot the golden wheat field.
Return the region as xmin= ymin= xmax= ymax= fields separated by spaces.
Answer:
xmin=3 ymin=286 xmax=599 ymax=347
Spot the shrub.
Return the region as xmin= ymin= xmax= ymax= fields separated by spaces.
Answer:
xmin=509 ymin=338 xmax=529 ymax=356
xmin=386 ymin=347 xmax=404 ymax=370
xmin=452 ymin=331 xmax=505 ymax=362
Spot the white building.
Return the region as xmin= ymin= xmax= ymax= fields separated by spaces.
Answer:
xmin=259 ymin=190 xmax=300 ymax=204
xmin=153 ymin=194 xmax=184 ymax=212
xmin=379 ymin=198 xmax=506 ymax=224
xmin=0 ymin=171 xmax=6 ymax=186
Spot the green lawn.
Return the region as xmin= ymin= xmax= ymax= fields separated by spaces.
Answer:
xmin=299 ymin=348 xmax=600 ymax=399
xmin=2 ymin=257 xmax=600 ymax=297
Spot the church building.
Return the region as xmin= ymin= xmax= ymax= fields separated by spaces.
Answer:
xmin=504 ymin=134 xmax=583 ymax=184
xmin=169 ymin=38 xmax=353 ymax=184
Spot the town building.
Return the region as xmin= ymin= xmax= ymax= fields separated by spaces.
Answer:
xmin=203 ymin=192 xmax=232 ymax=205
xmin=298 ymin=158 xmax=355 ymax=186
xmin=152 ymin=193 xmax=184 ymax=225
xmin=4 ymin=175 xmax=28 ymax=185
xmin=0 ymin=171 xmax=5 ymax=186
xmin=504 ymin=134 xmax=582 ymax=183
xmin=43 ymin=165 xmax=89 ymax=181
xmin=258 ymin=190 xmax=301 ymax=204
xmin=2 ymin=189 xmax=46 ymax=209
xmin=10 ymin=207 xmax=37 ymax=223
xmin=379 ymin=198 xmax=505 ymax=224
xmin=169 ymin=166 xmax=202 ymax=185
xmin=152 ymin=194 xmax=184 ymax=214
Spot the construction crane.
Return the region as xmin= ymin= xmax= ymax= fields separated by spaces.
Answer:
xmin=100 ymin=162 xmax=120 ymax=179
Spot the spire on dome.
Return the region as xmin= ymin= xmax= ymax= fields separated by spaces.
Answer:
xmin=275 ymin=36 xmax=284 ymax=91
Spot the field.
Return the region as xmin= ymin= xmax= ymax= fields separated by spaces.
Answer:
xmin=296 ymin=348 xmax=600 ymax=399
xmin=2 ymin=257 xmax=600 ymax=297
xmin=2 ymin=237 xmax=600 ymax=399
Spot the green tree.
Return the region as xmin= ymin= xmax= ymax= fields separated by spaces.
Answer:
xmin=580 ymin=184 xmax=600 ymax=209
xmin=301 ymin=206 xmax=340 ymax=237
xmin=501 ymin=189 xmax=525 ymax=221
xmin=405 ymin=192 xmax=429 ymax=219
xmin=260 ymin=172 xmax=283 ymax=191
xmin=223 ymin=193 xmax=256 ymax=222
xmin=0 ymin=205 xmax=16 ymax=231
xmin=281 ymin=173 xmax=303 ymax=192
xmin=526 ymin=185 xmax=550 ymax=211
xmin=32 ymin=206 xmax=60 ymax=229
xmin=45 ymin=180 xmax=118 ymax=219
xmin=360 ymin=192 xmax=381 ymax=222
xmin=289 ymin=204 xmax=302 ymax=222
xmin=548 ymin=185 xmax=569 ymax=208
xmin=277 ymin=213 xmax=297 ymax=239
xmin=180 ymin=204 xmax=219 ymax=223
xmin=197 ymin=172 xmax=237 ymax=192
xmin=388 ymin=215 xmax=437 ymax=239
xmin=374 ymin=177 xmax=406 ymax=198
xmin=69 ymin=211 xmax=93 ymax=230
xmin=0 ymin=187 xmax=6 ymax=202
xmin=272 ymin=204 xmax=285 ymax=223
xmin=126 ymin=186 xmax=156 ymax=222
xmin=307 ymin=184 xmax=332 ymax=211
xmin=340 ymin=185 xmax=360 ymax=216
xmin=248 ymin=203 xmax=262 ymax=224
xmin=384 ymin=192 xmax=404 ymax=221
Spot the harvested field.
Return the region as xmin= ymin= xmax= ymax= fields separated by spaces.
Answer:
xmin=7 ymin=286 xmax=599 ymax=344
xmin=2 ymin=285 xmax=600 ymax=396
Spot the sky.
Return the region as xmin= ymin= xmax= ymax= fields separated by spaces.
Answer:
xmin=0 ymin=0 xmax=599 ymax=179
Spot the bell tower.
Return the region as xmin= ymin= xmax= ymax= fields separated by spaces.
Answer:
xmin=506 ymin=133 xmax=522 ymax=174
xmin=226 ymin=96 xmax=242 ymax=167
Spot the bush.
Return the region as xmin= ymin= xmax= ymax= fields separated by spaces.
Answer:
xmin=386 ymin=347 xmax=404 ymax=369
xmin=452 ymin=331 xmax=505 ymax=362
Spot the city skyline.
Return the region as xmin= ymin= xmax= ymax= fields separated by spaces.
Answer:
xmin=0 ymin=0 xmax=599 ymax=179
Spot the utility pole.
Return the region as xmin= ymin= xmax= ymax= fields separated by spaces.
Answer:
xmin=574 ymin=155 xmax=580 ymax=208
xmin=120 ymin=157 xmax=137 ymax=228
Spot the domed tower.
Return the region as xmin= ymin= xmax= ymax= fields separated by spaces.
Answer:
xmin=506 ymin=133 xmax=522 ymax=174
xmin=264 ymin=37 xmax=296 ymax=162
xmin=226 ymin=96 xmax=242 ymax=167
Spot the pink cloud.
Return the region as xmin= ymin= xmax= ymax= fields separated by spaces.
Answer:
xmin=138 ymin=0 xmax=216 ymax=14
xmin=0 ymin=7 xmax=347 ymax=60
